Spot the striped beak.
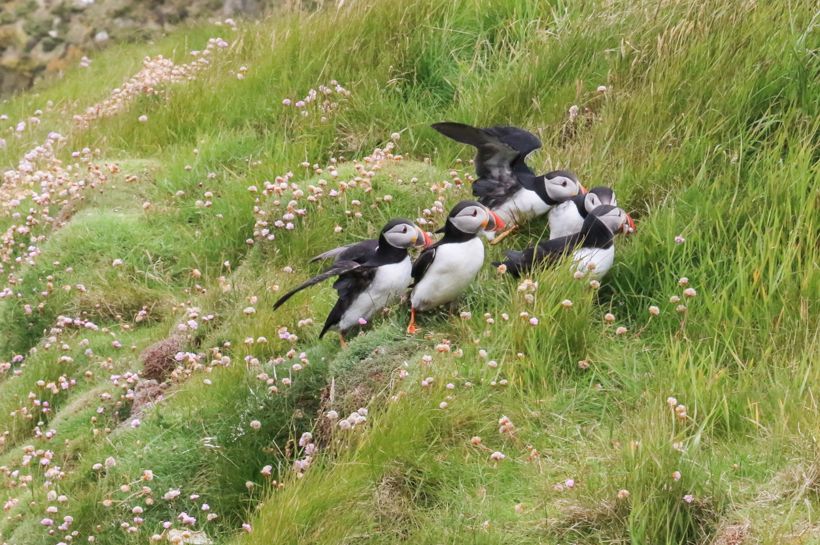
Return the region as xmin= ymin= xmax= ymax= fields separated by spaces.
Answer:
xmin=623 ymin=213 xmax=636 ymax=234
xmin=579 ymin=182 xmax=588 ymax=195
xmin=484 ymin=210 xmax=506 ymax=232
xmin=415 ymin=226 xmax=433 ymax=248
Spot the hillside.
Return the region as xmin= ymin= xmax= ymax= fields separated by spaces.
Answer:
xmin=0 ymin=1 xmax=817 ymax=544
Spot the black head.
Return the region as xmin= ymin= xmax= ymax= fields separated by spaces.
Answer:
xmin=581 ymin=204 xmax=634 ymax=242
xmin=583 ymin=186 xmax=617 ymax=213
xmin=530 ymin=170 xmax=583 ymax=205
xmin=379 ymin=218 xmax=430 ymax=249
xmin=438 ymin=200 xmax=505 ymax=238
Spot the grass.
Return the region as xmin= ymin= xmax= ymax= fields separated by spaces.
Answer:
xmin=0 ymin=0 xmax=817 ymax=544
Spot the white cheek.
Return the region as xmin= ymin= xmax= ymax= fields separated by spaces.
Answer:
xmin=453 ymin=216 xmax=480 ymax=232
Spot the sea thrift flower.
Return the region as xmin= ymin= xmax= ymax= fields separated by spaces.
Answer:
xmin=163 ymin=489 xmax=181 ymax=501
xmin=561 ymin=299 xmax=573 ymax=309
xmin=672 ymin=471 xmax=682 ymax=481
xmin=604 ymin=313 xmax=616 ymax=323
xmin=529 ymin=317 xmax=539 ymax=326
xmin=470 ymin=436 xmax=482 ymax=445
xmin=565 ymin=479 xmax=575 ymax=489
xmin=675 ymin=235 xmax=685 ymax=244
xmin=615 ymin=326 xmax=628 ymax=335
xmin=683 ymin=288 xmax=697 ymax=298
xmin=597 ymin=85 xmax=608 ymax=93
xmin=489 ymin=451 xmax=506 ymax=461
xmin=683 ymin=494 xmax=694 ymax=504
xmin=649 ymin=305 xmax=660 ymax=316
xmin=138 ymin=115 xmax=148 ymax=123
xmin=249 ymin=420 xmax=262 ymax=430
xmin=617 ymin=489 xmax=630 ymax=499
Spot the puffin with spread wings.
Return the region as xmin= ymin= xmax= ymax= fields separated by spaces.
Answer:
xmin=432 ymin=122 xmax=585 ymax=243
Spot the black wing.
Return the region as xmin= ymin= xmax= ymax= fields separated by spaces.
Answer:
xmin=498 ymin=234 xmax=583 ymax=277
xmin=273 ymin=260 xmax=363 ymax=310
xmin=319 ymin=267 xmax=379 ymax=338
xmin=309 ymin=239 xmax=379 ymax=263
xmin=411 ymin=245 xmax=438 ymax=286
xmin=432 ymin=122 xmax=542 ymax=209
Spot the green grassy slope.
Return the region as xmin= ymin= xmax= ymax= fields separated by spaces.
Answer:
xmin=0 ymin=1 xmax=817 ymax=544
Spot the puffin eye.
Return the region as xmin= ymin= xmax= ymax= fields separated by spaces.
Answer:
xmin=402 ymin=226 xmax=407 ymax=233
xmin=562 ymin=181 xmax=567 ymax=187
xmin=471 ymin=209 xmax=477 ymax=217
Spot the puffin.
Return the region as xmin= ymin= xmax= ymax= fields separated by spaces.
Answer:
xmin=495 ymin=205 xmax=633 ymax=279
xmin=407 ymin=201 xmax=505 ymax=334
xmin=548 ymin=186 xmax=628 ymax=239
xmin=273 ymin=218 xmax=431 ymax=346
xmin=431 ymin=121 xmax=584 ymax=244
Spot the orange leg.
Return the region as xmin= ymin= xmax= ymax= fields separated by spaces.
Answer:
xmin=338 ymin=333 xmax=348 ymax=349
xmin=489 ymin=224 xmax=518 ymax=245
xmin=407 ymin=307 xmax=419 ymax=335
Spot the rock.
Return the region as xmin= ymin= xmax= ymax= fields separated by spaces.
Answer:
xmin=0 ymin=0 xmax=269 ymax=96
xmin=166 ymin=530 xmax=212 ymax=545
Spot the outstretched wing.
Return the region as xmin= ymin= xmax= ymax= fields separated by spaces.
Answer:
xmin=309 ymin=239 xmax=379 ymax=263
xmin=273 ymin=260 xmax=363 ymax=310
xmin=432 ymin=122 xmax=541 ymax=178
xmin=432 ymin=122 xmax=542 ymax=209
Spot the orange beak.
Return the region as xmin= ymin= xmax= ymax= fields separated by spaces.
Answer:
xmin=623 ymin=213 xmax=636 ymax=234
xmin=579 ymin=183 xmax=588 ymax=195
xmin=488 ymin=211 xmax=506 ymax=232
xmin=423 ymin=231 xmax=433 ymax=247
xmin=415 ymin=226 xmax=433 ymax=248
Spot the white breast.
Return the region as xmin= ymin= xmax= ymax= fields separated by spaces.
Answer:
xmin=336 ymin=257 xmax=412 ymax=332
xmin=411 ymin=238 xmax=485 ymax=312
xmin=549 ymin=201 xmax=584 ymax=239
xmin=483 ymin=189 xmax=550 ymax=240
xmin=572 ymin=246 xmax=615 ymax=280
xmin=496 ymin=188 xmax=550 ymax=225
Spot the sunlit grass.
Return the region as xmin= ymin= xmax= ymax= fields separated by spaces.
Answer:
xmin=0 ymin=0 xmax=817 ymax=544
